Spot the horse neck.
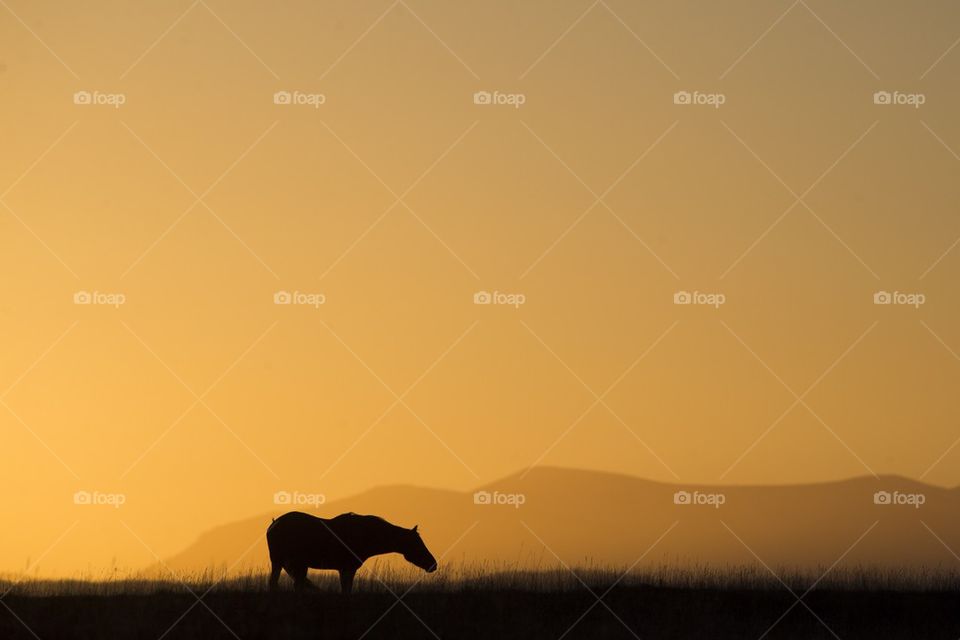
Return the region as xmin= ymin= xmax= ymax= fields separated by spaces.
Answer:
xmin=361 ymin=523 xmax=408 ymax=559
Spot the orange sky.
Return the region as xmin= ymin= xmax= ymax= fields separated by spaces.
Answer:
xmin=2 ymin=0 xmax=960 ymax=575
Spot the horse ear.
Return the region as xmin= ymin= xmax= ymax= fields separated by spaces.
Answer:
xmin=412 ymin=525 xmax=418 ymax=533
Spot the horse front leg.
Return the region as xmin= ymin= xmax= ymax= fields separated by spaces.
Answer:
xmin=338 ymin=568 xmax=356 ymax=595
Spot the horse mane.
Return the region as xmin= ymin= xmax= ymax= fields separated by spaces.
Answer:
xmin=332 ymin=512 xmax=408 ymax=534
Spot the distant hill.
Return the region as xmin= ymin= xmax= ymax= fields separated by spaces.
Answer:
xmin=153 ymin=467 xmax=960 ymax=578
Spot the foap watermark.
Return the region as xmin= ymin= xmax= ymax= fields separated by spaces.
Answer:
xmin=873 ymin=490 xmax=925 ymax=509
xmin=473 ymin=490 xmax=525 ymax=508
xmin=273 ymin=490 xmax=326 ymax=508
xmin=674 ymin=290 xmax=725 ymax=308
xmin=274 ymin=290 xmax=326 ymax=308
xmin=74 ymin=290 xmax=126 ymax=308
xmin=873 ymin=291 xmax=925 ymax=309
xmin=73 ymin=490 xmax=126 ymax=508
xmin=673 ymin=490 xmax=726 ymax=508
xmin=473 ymin=90 xmax=526 ymax=109
xmin=73 ymin=90 xmax=126 ymax=109
xmin=273 ymin=90 xmax=326 ymax=108
xmin=474 ymin=290 xmax=526 ymax=308
xmin=873 ymin=91 xmax=925 ymax=108
xmin=673 ymin=90 xmax=725 ymax=109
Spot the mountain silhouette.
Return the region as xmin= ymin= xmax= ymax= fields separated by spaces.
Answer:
xmin=153 ymin=467 xmax=960 ymax=577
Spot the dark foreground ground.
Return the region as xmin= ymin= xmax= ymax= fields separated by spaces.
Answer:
xmin=1 ymin=586 xmax=957 ymax=639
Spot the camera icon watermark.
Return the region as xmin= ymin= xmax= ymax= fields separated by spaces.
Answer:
xmin=673 ymin=290 xmax=725 ymax=308
xmin=473 ymin=490 xmax=526 ymax=508
xmin=673 ymin=490 xmax=725 ymax=508
xmin=273 ymin=490 xmax=326 ymax=508
xmin=73 ymin=290 xmax=126 ymax=308
xmin=872 ymin=90 xmax=925 ymax=108
xmin=873 ymin=291 xmax=925 ymax=309
xmin=473 ymin=290 xmax=526 ymax=308
xmin=473 ymin=90 xmax=526 ymax=109
xmin=73 ymin=490 xmax=126 ymax=508
xmin=273 ymin=90 xmax=326 ymax=108
xmin=274 ymin=290 xmax=326 ymax=308
xmin=73 ymin=90 xmax=126 ymax=109
xmin=673 ymin=90 xmax=725 ymax=109
xmin=873 ymin=490 xmax=925 ymax=509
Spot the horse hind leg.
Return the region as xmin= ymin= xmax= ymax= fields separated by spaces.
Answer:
xmin=339 ymin=568 xmax=356 ymax=595
xmin=289 ymin=565 xmax=316 ymax=593
xmin=268 ymin=561 xmax=282 ymax=592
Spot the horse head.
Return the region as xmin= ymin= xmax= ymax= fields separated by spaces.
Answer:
xmin=402 ymin=525 xmax=437 ymax=573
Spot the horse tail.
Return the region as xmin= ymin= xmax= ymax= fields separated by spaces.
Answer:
xmin=266 ymin=518 xmax=281 ymax=563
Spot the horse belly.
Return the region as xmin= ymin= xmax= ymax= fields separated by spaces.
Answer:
xmin=306 ymin=552 xmax=338 ymax=570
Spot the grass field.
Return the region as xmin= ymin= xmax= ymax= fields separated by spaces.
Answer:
xmin=1 ymin=565 xmax=957 ymax=639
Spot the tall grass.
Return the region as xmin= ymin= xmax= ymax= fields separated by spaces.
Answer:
xmin=2 ymin=562 xmax=958 ymax=597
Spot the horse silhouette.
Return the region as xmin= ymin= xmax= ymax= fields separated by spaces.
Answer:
xmin=266 ymin=511 xmax=437 ymax=594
